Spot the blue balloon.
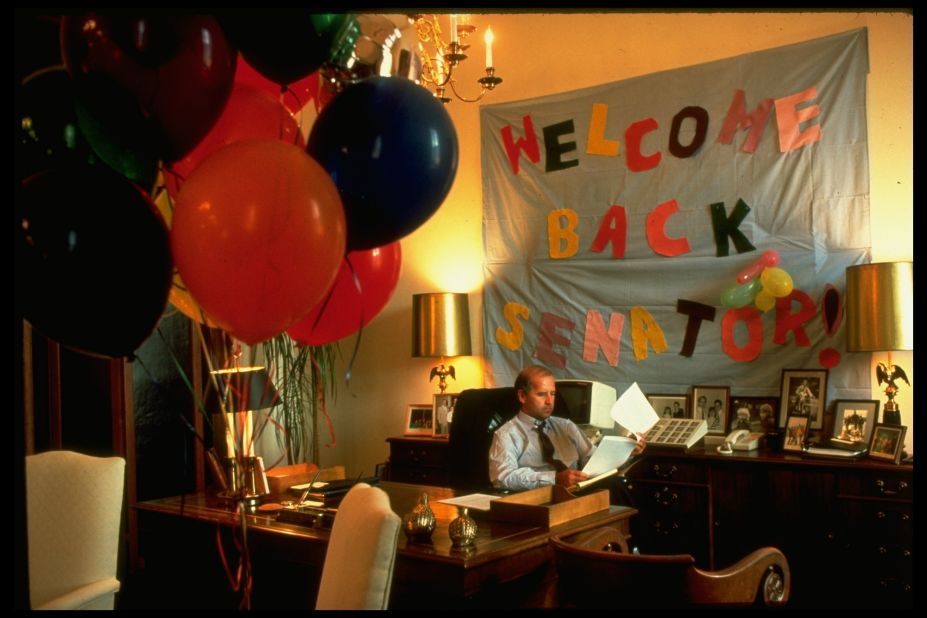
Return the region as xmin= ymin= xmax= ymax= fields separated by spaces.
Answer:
xmin=307 ymin=77 xmax=459 ymax=250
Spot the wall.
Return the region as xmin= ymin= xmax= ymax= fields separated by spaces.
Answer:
xmin=317 ymin=11 xmax=913 ymax=476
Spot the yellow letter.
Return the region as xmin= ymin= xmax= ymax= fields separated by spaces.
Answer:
xmin=630 ymin=306 xmax=668 ymax=361
xmin=586 ymin=103 xmax=620 ymax=156
xmin=548 ymin=208 xmax=579 ymax=258
xmin=495 ymin=302 xmax=530 ymax=350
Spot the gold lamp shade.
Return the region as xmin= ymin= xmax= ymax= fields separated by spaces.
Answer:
xmin=845 ymin=262 xmax=913 ymax=352
xmin=412 ymin=293 xmax=472 ymax=393
xmin=412 ymin=293 xmax=472 ymax=357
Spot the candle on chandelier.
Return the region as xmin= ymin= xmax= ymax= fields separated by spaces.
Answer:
xmin=449 ymin=14 xmax=458 ymax=44
xmin=485 ymin=27 xmax=494 ymax=68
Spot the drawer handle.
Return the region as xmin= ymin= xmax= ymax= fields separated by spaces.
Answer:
xmin=653 ymin=488 xmax=678 ymax=506
xmin=875 ymin=479 xmax=908 ymax=495
xmin=653 ymin=464 xmax=677 ymax=479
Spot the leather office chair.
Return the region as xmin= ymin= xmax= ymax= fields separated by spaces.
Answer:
xmin=551 ymin=527 xmax=790 ymax=608
xmin=26 ymin=450 xmax=126 ymax=609
xmin=315 ymin=482 xmax=401 ymax=610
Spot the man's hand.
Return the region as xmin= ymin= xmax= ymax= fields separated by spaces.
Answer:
xmin=555 ymin=469 xmax=589 ymax=487
xmin=631 ymin=433 xmax=647 ymax=456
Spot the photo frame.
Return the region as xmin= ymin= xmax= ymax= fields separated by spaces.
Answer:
xmin=729 ymin=396 xmax=780 ymax=434
xmin=830 ymin=399 xmax=879 ymax=449
xmin=778 ymin=369 xmax=828 ymax=430
xmin=432 ymin=392 xmax=458 ymax=438
xmin=691 ymin=385 xmax=730 ymax=435
xmin=782 ymin=415 xmax=810 ymax=452
xmin=646 ymin=394 xmax=688 ymax=420
xmin=868 ymin=423 xmax=907 ymax=464
xmin=404 ymin=403 xmax=433 ymax=436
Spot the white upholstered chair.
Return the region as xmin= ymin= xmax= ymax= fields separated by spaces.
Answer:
xmin=26 ymin=450 xmax=126 ymax=610
xmin=315 ymin=482 xmax=401 ymax=610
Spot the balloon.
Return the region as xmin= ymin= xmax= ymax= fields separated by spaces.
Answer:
xmin=16 ymin=166 xmax=173 ymax=358
xmin=61 ymin=13 xmax=236 ymax=162
xmin=17 ymin=67 xmax=158 ymax=190
xmin=287 ymin=242 xmax=401 ymax=345
xmin=14 ymin=13 xmax=62 ymax=84
xmin=308 ymin=76 xmax=459 ymax=250
xmin=736 ymin=249 xmax=781 ymax=284
xmin=754 ymin=289 xmax=776 ymax=313
xmin=218 ymin=11 xmax=347 ymax=85
xmin=234 ymin=54 xmax=323 ymax=116
xmin=150 ymin=178 xmax=220 ymax=328
xmin=720 ymin=278 xmax=761 ymax=309
xmin=164 ymin=84 xmax=304 ymax=199
xmin=171 ymin=140 xmax=346 ymax=344
xmin=322 ymin=14 xmax=421 ymax=88
xmin=760 ymin=266 xmax=794 ymax=298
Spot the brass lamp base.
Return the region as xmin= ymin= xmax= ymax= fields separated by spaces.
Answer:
xmin=429 ymin=360 xmax=456 ymax=394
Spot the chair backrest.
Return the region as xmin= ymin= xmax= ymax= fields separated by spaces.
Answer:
xmin=551 ymin=530 xmax=695 ymax=609
xmin=447 ymin=387 xmax=520 ymax=490
xmin=26 ymin=450 xmax=126 ymax=609
xmin=315 ymin=482 xmax=401 ymax=610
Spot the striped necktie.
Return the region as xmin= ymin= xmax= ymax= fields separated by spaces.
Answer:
xmin=535 ymin=420 xmax=567 ymax=472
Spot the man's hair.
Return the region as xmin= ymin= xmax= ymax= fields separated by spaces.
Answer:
xmin=514 ymin=365 xmax=553 ymax=394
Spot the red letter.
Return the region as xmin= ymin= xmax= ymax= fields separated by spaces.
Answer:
xmin=625 ymin=117 xmax=661 ymax=172
xmin=774 ymin=290 xmax=816 ymax=346
xmin=716 ymin=89 xmax=773 ymax=154
xmin=583 ymin=310 xmax=624 ymax=367
xmin=534 ymin=312 xmax=574 ymax=369
xmin=722 ymin=307 xmax=763 ymax=362
xmin=590 ymin=204 xmax=627 ymax=258
xmin=646 ymin=199 xmax=691 ymax=257
xmin=500 ymin=114 xmax=541 ymax=175
xmin=774 ymin=86 xmax=822 ymax=153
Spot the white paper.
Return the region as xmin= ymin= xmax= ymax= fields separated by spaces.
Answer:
xmin=437 ymin=493 xmax=501 ymax=512
xmin=582 ymin=436 xmax=637 ymax=476
xmin=610 ymin=382 xmax=660 ymax=436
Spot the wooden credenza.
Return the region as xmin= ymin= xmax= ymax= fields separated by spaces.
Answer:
xmin=623 ymin=447 xmax=913 ymax=609
xmin=386 ymin=436 xmax=450 ymax=486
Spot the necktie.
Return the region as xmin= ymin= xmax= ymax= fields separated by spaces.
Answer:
xmin=535 ymin=420 xmax=567 ymax=472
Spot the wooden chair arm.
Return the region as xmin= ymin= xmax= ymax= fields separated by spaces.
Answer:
xmin=687 ymin=546 xmax=790 ymax=605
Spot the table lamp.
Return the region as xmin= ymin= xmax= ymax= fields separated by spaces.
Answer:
xmin=412 ymin=292 xmax=472 ymax=393
xmin=845 ymin=262 xmax=913 ymax=425
xmin=210 ymin=366 xmax=280 ymax=504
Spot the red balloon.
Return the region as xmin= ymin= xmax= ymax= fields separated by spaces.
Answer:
xmin=171 ymin=140 xmax=346 ymax=344
xmin=234 ymin=55 xmax=321 ymax=116
xmin=61 ymin=13 xmax=236 ymax=162
xmin=287 ymin=242 xmax=402 ymax=346
xmin=164 ymin=84 xmax=304 ymax=199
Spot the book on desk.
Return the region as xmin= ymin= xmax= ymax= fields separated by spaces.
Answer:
xmin=288 ymin=476 xmax=381 ymax=504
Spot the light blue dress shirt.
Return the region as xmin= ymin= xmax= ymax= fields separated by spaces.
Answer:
xmin=489 ymin=411 xmax=594 ymax=491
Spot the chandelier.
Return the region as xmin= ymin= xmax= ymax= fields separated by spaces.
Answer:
xmin=412 ymin=14 xmax=502 ymax=103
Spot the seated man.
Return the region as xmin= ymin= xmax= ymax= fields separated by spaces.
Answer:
xmin=489 ymin=365 xmax=644 ymax=491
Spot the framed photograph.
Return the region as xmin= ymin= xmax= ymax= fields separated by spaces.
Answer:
xmin=432 ymin=392 xmax=458 ymax=438
xmin=868 ymin=423 xmax=907 ymax=464
xmin=646 ymin=394 xmax=688 ymax=420
xmin=691 ymin=385 xmax=730 ymax=435
xmin=783 ymin=415 xmax=810 ymax=452
xmin=404 ymin=403 xmax=433 ymax=436
xmin=778 ymin=369 xmax=828 ymax=430
xmin=729 ymin=396 xmax=780 ymax=435
xmin=830 ymin=399 xmax=879 ymax=449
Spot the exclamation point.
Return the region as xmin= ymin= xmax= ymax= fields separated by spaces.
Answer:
xmin=818 ymin=283 xmax=841 ymax=368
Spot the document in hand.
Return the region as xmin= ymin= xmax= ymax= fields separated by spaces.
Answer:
xmin=610 ymin=382 xmax=660 ymax=436
xmin=582 ymin=435 xmax=638 ymax=476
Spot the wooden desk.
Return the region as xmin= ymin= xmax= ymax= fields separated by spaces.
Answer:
xmin=130 ymin=481 xmax=636 ymax=609
xmin=624 ymin=447 xmax=913 ymax=609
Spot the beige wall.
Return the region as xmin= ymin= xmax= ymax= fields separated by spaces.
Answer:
xmin=318 ymin=11 xmax=913 ymax=475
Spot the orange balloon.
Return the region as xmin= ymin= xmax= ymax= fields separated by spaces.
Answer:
xmin=164 ymin=84 xmax=304 ymax=199
xmin=152 ymin=170 xmax=220 ymax=327
xmin=171 ymin=140 xmax=346 ymax=344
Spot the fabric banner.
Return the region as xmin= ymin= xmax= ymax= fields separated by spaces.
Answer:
xmin=480 ymin=28 xmax=871 ymax=401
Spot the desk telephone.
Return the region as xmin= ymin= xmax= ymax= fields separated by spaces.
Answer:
xmin=718 ymin=429 xmax=763 ymax=453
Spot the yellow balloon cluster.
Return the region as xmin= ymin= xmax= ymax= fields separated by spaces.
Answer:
xmin=720 ymin=251 xmax=794 ymax=312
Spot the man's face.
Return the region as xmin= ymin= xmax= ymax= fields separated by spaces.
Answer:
xmin=519 ymin=374 xmax=556 ymax=420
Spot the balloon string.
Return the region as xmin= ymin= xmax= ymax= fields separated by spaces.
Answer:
xmin=342 ymin=255 xmax=365 ymax=387
xmin=307 ymin=258 xmax=342 ymax=340
xmin=309 ymin=352 xmax=337 ymax=449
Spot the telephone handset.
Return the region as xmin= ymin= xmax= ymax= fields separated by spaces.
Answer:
xmin=717 ymin=429 xmax=763 ymax=453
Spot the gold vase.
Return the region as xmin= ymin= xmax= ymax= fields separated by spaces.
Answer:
xmin=402 ymin=492 xmax=436 ymax=542
xmin=448 ymin=506 xmax=478 ymax=547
